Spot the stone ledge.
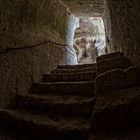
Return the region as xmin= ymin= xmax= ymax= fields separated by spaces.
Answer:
xmin=57 ymin=63 xmax=96 ymax=69
xmin=89 ymin=127 xmax=140 ymax=140
xmin=91 ymin=87 xmax=140 ymax=132
xmin=0 ymin=108 xmax=90 ymax=140
xmin=43 ymin=71 xmax=96 ymax=82
xmin=51 ymin=68 xmax=96 ymax=74
xmin=96 ymin=52 xmax=123 ymax=64
xmin=97 ymin=57 xmax=131 ymax=75
xmin=95 ymin=67 xmax=138 ymax=95
xmin=31 ymin=81 xmax=95 ymax=95
xmin=16 ymin=94 xmax=96 ymax=117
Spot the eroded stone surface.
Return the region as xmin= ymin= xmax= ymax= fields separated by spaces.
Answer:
xmin=0 ymin=108 xmax=90 ymax=140
xmin=97 ymin=57 xmax=131 ymax=74
xmin=31 ymin=81 xmax=95 ymax=95
xmin=95 ymin=69 xmax=126 ymax=95
xmin=44 ymin=71 xmax=96 ymax=82
xmin=95 ymin=67 xmax=138 ymax=95
xmin=96 ymin=52 xmax=123 ymax=63
xmin=61 ymin=0 xmax=104 ymax=16
xmin=16 ymin=94 xmax=95 ymax=117
xmin=89 ymin=127 xmax=140 ymax=140
xmin=91 ymin=87 xmax=140 ymax=131
xmin=0 ymin=0 xmax=70 ymax=108
xmin=105 ymin=0 xmax=139 ymax=69
xmin=124 ymin=67 xmax=138 ymax=87
xmin=57 ymin=63 xmax=96 ymax=69
xmin=0 ymin=0 xmax=139 ymax=139
xmin=51 ymin=68 xmax=96 ymax=74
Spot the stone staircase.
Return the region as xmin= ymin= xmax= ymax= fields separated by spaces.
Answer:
xmin=0 ymin=52 xmax=140 ymax=140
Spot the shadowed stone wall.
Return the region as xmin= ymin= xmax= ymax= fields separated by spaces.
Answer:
xmin=106 ymin=0 xmax=140 ymax=68
xmin=0 ymin=0 xmax=69 ymax=108
xmin=0 ymin=0 xmax=68 ymax=49
xmin=102 ymin=0 xmax=112 ymax=53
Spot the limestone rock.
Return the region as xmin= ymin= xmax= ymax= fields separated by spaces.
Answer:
xmin=16 ymin=94 xmax=96 ymax=117
xmin=31 ymin=81 xmax=95 ymax=95
xmin=97 ymin=57 xmax=131 ymax=74
xmin=89 ymin=127 xmax=140 ymax=140
xmin=51 ymin=67 xmax=96 ymax=74
xmin=96 ymin=52 xmax=123 ymax=63
xmin=95 ymin=69 xmax=126 ymax=95
xmin=91 ymin=88 xmax=140 ymax=132
xmin=43 ymin=71 xmax=96 ymax=82
xmin=0 ymin=108 xmax=90 ymax=140
xmin=95 ymin=67 xmax=138 ymax=95
xmin=57 ymin=63 xmax=96 ymax=69
xmin=124 ymin=66 xmax=139 ymax=86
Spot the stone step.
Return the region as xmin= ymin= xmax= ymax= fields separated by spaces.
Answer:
xmin=0 ymin=108 xmax=90 ymax=140
xmin=16 ymin=94 xmax=95 ymax=117
xmin=91 ymin=87 xmax=140 ymax=132
xmin=43 ymin=72 xmax=96 ymax=82
xmin=0 ymin=126 xmax=35 ymax=139
xmin=97 ymin=57 xmax=131 ymax=74
xmin=95 ymin=67 xmax=138 ymax=95
xmin=51 ymin=67 xmax=96 ymax=74
xmin=97 ymin=52 xmax=123 ymax=63
xmin=57 ymin=63 xmax=96 ymax=69
xmin=31 ymin=81 xmax=94 ymax=95
xmin=89 ymin=127 xmax=140 ymax=140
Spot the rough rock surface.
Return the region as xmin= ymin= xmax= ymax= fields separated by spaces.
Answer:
xmin=95 ymin=69 xmax=126 ymax=95
xmin=105 ymin=0 xmax=139 ymax=69
xmin=51 ymin=67 xmax=96 ymax=74
xmin=60 ymin=0 xmax=104 ymax=16
xmin=0 ymin=42 xmax=68 ymax=108
xmin=0 ymin=0 xmax=140 ymax=139
xmin=95 ymin=67 xmax=138 ymax=95
xmin=0 ymin=63 xmax=97 ymax=140
xmin=31 ymin=81 xmax=94 ymax=95
xmin=16 ymin=94 xmax=95 ymax=117
xmin=125 ymin=67 xmax=138 ymax=87
xmin=0 ymin=57 xmax=140 ymax=139
xmin=0 ymin=0 xmax=70 ymax=108
xmin=43 ymin=71 xmax=96 ymax=82
xmin=89 ymin=127 xmax=140 ymax=140
xmin=97 ymin=57 xmax=131 ymax=74
xmin=0 ymin=108 xmax=90 ymax=140
xmin=96 ymin=52 xmax=123 ymax=63
xmin=57 ymin=63 xmax=96 ymax=69
xmin=91 ymin=87 xmax=140 ymax=132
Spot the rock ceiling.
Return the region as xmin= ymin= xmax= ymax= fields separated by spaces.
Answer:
xmin=60 ymin=0 xmax=105 ymax=17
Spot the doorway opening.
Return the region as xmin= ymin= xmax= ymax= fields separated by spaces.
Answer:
xmin=73 ymin=17 xmax=106 ymax=64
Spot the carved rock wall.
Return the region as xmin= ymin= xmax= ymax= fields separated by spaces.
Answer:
xmin=0 ymin=0 xmax=69 ymax=108
xmin=105 ymin=0 xmax=140 ymax=68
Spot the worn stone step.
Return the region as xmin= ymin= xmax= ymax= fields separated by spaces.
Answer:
xmin=0 ymin=108 xmax=90 ymax=140
xmin=16 ymin=94 xmax=95 ymax=117
xmin=43 ymin=72 xmax=96 ymax=82
xmin=97 ymin=57 xmax=131 ymax=74
xmin=57 ymin=63 xmax=96 ymax=69
xmin=95 ymin=67 xmax=138 ymax=95
xmin=0 ymin=126 xmax=35 ymax=139
xmin=96 ymin=52 xmax=123 ymax=63
xmin=91 ymin=87 xmax=140 ymax=132
xmin=51 ymin=67 xmax=96 ymax=74
xmin=31 ymin=81 xmax=94 ymax=95
xmin=89 ymin=127 xmax=140 ymax=140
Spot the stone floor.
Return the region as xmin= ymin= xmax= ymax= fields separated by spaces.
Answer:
xmin=90 ymin=127 xmax=140 ymax=140
xmin=0 ymin=53 xmax=139 ymax=140
xmin=0 ymin=126 xmax=33 ymax=140
xmin=0 ymin=126 xmax=140 ymax=140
